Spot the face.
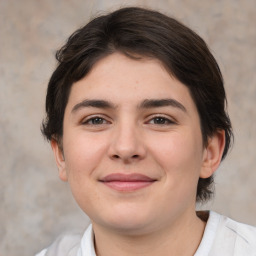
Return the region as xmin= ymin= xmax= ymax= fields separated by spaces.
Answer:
xmin=52 ymin=53 xmax=224 ymax=235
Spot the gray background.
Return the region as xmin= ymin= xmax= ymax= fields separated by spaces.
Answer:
xmin=0 ymin=0 xmax=255 ymax=255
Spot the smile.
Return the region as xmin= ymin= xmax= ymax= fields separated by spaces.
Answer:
xmin=99 ymin=173 xmax=156 ymax=192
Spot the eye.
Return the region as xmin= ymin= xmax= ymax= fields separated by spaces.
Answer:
xmin=147 ymin=116 xmax=175 ymax=125
xmin=82 ymin=116 xmax=110 ymax=125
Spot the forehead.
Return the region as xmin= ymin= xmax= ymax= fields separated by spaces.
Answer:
xmin=66 ymin=53 xmax=197 ymax=114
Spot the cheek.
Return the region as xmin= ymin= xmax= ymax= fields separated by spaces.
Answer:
xmin=62 ymin=133 xmax=109 ymax=211
xmin=147 ymin=129 xmax=203 ymax=177
xmin=63 ymin=132 xmax=108 ymax=179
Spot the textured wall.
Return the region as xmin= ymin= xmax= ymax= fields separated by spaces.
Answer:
xmin=0 ymin=0 xmax=255 ymax=255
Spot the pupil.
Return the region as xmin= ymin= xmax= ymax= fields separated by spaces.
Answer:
xmin=155 ymin=117 xmax=165 ymax=124
xmin=93 ymin=118 xmax=103 ymax=124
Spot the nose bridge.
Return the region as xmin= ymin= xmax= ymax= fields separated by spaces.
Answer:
xmin=109 ymin=116 xmax=145 ymax=161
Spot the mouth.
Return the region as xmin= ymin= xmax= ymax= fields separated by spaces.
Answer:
xmin=99 ymin=173 xmax=157 ymax=192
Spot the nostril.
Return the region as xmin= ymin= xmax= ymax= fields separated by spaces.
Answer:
xmin=112 ymin=154 xmax=139 ymax=159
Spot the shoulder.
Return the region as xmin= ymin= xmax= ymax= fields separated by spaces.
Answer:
xmin=35 ymin=231 xmax=83 ymax=256
xmin=35 ymin=224 xmax=95 ymax=256
xmin=212 ymin=211 xmax=256 ymax=255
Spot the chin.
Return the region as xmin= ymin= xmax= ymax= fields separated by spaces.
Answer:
xmin=94 ymin=207 xmax=156 ymax=235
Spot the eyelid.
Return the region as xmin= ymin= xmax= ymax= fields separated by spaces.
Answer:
xmin=145 ymin=114 xmax=177 ymax=125
xmin=81 ymin=114 xmax=112 ymax=125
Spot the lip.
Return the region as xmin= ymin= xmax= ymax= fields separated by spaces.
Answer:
xmin=99 ymin=173 xmax=156 ymax=192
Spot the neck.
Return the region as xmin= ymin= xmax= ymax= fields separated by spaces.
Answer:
xmin=92 ymin=211 xmax=206 ymax=256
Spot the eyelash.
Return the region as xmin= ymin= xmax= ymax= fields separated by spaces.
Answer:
xmin=146 ymin=115 xmax=176 ymax=125
xmin=81 ymin=115 xmax=111 ymax=125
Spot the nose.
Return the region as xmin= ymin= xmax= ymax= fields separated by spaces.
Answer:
xmin=108 ymin=121 xmax=146 ymax=163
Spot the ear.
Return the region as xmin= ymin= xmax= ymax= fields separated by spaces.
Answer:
xmin=200 ymin=130 xmax=226 ymax=178
xmin=51 ymin=139 xmax=68 ymax=182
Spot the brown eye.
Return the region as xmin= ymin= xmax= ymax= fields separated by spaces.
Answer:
xmin=89 ymin=117 xmax=104 ymax=125
xmin=83 ymin=117 xmax=109 ymax=125
xmin=149 ymin=117 xmax=173 ymax=125
xmin=154 ymin=117 xmax=168 ymax=124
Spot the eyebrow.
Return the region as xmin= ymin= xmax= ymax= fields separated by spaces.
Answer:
xmin=139 ymin=99 xmax=187 ymax=112
xmin=71 ymin=98 xmax=187 ymax=113
xmin=72 ymin=99 xmax=117 ymax=113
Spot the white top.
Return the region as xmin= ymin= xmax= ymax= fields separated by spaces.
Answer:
xmin=35 ymin=211 xmax=256 ymax=256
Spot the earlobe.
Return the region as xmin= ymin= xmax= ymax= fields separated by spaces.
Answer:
xmin=200 ymin=130 xmax=226 ymax=179
xmin=51 ymin=139 xmax=68 ymax=182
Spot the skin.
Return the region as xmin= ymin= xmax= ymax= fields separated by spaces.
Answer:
xmin=52 ymin=53 xmax=225 ymax=256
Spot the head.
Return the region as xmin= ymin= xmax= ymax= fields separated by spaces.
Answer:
xmin=42 ymin=7 xmax=233 ymax=203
